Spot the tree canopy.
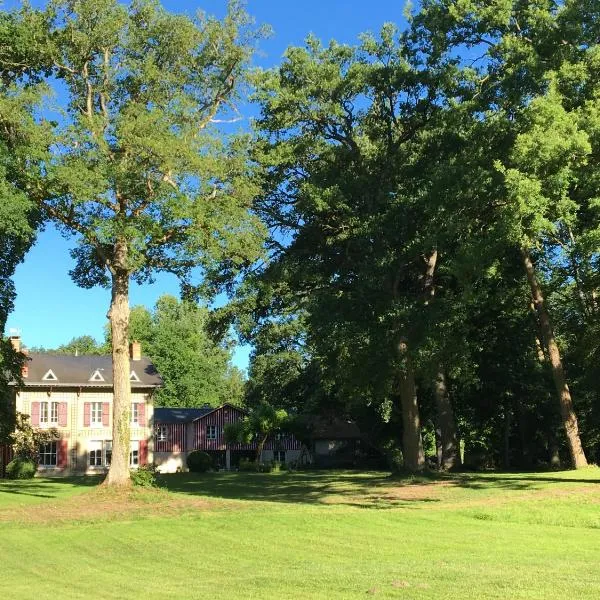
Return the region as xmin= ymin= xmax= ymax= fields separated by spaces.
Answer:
xmin=127 ymin=295 xmax=245 ymax=408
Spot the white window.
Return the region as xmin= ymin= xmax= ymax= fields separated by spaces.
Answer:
xmin=273 ymin=450 xmax=286 ymax=463
xmin=206 ymin=425 xmax=217 ymax=440
xmin=129 ymin=441 xmax=139 ymax=467
xmin=130 ymin=370 xmax=140 ymax=382
xmin=156 ymin=425 xmax=168 ymax=442
xmin=39 ymin=402 xmax=58 ymax=425
xmin=40 ymin=402 xmax=48 ymax=424
xmin=89 ymin=441 xmax=103 ymax=467
xmin=50 ymin=402 xmax=58 ymax=424
xmin=91 ymin=402 xmax=103 ymax=426
xmin=39 ymin=442 xmax=57 ymax=467
xmin=131 ymin=403 xmax=139 ymax=425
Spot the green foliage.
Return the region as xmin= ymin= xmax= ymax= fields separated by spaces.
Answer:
xmin=10 ymin=413 xmax=60 ymax=463
xmin=5 ymin=457 xmax=36 ymax=479
xmin=242 ymin=0 xmax=600 ymax=469
xmin=186 ymin=450 xmax=213 ymax=473
xmin=31 ymin=335 xmax=107 ymax=355
xmin=130 ymin=464 xmax=158 ymax=488
xmin=120 ymin=295 xmax=245 ymax=408
xmin=225 ymin=402 xmax=288 ymax=463
xmin=0 ymin=0 xmax=266 ymax=296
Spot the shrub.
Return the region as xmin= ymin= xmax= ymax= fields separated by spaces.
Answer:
xmin=257 ymin=461 xmax=273 ymax=473
xmin=238 ymin=458 xmax=257 ymax=472
xmin=187 ymin=450 xmax=212 ymax=473
xmin=6 ymin=457 xmax=36 ymax=479
xmin=130 ymin=464 xmax=158 ymax=488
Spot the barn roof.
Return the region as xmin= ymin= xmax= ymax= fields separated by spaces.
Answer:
xmin=154 ymin=407 xmax=213 ymax=424
xmin=19 ymin=353 xmax=162 ymax=388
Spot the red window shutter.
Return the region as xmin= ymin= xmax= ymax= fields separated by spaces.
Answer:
xmin=139 ymin=439 xmax=148 ymax=466
xmin=58 ymin=403 xmax=68 ymax=427
xmin=138 ymin=402 xmax=146 ymax=427
xmin=31 ymin=402 xmax=40 ymax=426
xmin=102 ymin=403 xmax=110 ymax=427
xmin=83 ymin=402 xmax=91 ymax=427
xmin=58 ymin=439 xmax=68 ymax=468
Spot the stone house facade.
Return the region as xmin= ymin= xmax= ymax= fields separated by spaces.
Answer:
xmin=9 ymin=336 xmax=160 ymax=476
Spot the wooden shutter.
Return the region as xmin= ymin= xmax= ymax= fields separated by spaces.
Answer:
xmin=58 ymin=439 xmax=68 ymax=468
xmin=83 ymin=403 xmax=91 ymax=427
xmin=138 ymin=402 xmax=146 ymax=427
xmin=31 ymin=402 xmax=40 ymax=427
xmin=102 ymin=403 xmax=110 ymax=427
xmin=58 ymin=403 xmax=68 ymax=427
xmin=139 ymin=439 xmax=148 ymax=466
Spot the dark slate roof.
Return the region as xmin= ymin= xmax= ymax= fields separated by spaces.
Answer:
xmin=154 ymin=407 xmax=213 ymax=424
xmin=21 ymin=353 xmax=162 ymax=388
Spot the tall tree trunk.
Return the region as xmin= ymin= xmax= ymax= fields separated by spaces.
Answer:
xmin=503 ymin=400 xmax=512 ymax=470
xmin=256 ymin=434 xmax=268 ymax=464
xmin=435 ymin=423 xmax=442 ymax=469
xmin=434 ymin=370 xmax=461 ymax=470
xmin=423 ymin=250 xmax=461 ymax=470
xmin=398 ymin=340 xmax=425 ymax=472
xmin=105 ymin=247 xmax=132 ymax=486
xmin=521 ymin=248 xmax=587 ymax=468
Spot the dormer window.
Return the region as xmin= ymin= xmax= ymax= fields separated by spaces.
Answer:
xmin=130 ymin=370 xmax=140 ymax=383
xmin=89 ymin=370 xmax=105 ymax=382
xmin=42 ymin=369 xmax=58 ymax=382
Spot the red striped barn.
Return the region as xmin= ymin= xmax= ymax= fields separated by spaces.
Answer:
xmin=153 ymin=404 xmax=304 ymax=472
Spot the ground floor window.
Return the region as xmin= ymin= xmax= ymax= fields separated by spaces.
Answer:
xmin=104 ymin=441 xmax=112 ymax=466
xmin=85 ymin=440 xmax=139 ymax=468
xmin=88 ymin=440 xmax=112 ymax=467
xmin=273 ymin=450 xmax=286 ymax=463
xmin=129 ymin=440 xmax=139 ymax=467
xmin=89 ymin=441 xmax=103 ymax=467
xmin=39 ymin=442 xmax=57 ymax=467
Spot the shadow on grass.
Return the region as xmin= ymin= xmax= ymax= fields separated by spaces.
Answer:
xmin=0 ymin=476 xmax=101 ymax=500
xmin=157 ymin=468 xmax=600 ymax=508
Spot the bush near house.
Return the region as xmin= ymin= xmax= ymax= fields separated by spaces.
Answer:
xmin=187 ymin=451 xmax=213 ymax=473
xmin=130 ymin=464 xmax=158 ymax=488
xmin=6 ymin=457 xmax=36 ymax=479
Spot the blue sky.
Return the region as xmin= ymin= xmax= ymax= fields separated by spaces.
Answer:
xmin=4 ymin=0 xmax=408 ymax=370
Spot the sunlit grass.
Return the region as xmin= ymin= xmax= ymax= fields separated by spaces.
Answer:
xmin=1 ymin=468 xmax=599 ymax=599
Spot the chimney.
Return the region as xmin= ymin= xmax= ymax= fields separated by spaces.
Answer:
xmin=9 ymin=335 xmax=21 ymax=353
xmin=129 ymin=340 xmax=141 ymax=361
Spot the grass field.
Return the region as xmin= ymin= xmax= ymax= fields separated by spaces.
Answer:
xmin=1 ymin=468 xmax=599 ymax=599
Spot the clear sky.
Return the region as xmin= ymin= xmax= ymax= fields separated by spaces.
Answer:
xmin=4 ymin=0 xmax=408 ymax=370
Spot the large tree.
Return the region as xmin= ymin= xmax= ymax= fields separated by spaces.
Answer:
xmin=249 ymin=29 xmax=470 ymax=471
xmin=410 ymin=0 xmax=600 ymax=467
xmin=1 ymin=0 xmax=265 ymax=485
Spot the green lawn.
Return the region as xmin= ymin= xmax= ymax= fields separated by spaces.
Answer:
xmin=1 ymin=469 xmax=599 ymax=599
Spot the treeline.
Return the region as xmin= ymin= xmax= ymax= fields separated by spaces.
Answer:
xmin=235 ymin=1 xmax=600 ymax=471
